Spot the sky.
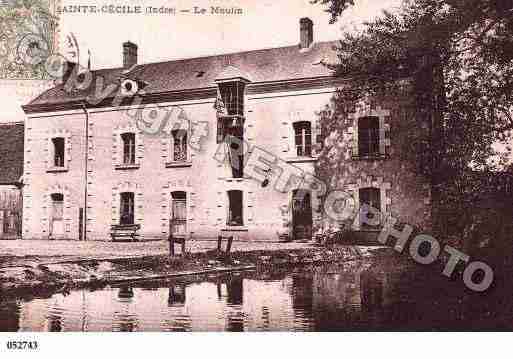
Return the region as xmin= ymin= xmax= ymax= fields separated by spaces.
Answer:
xmin=2 ymin=0 xmax=401 ymax=122
xmin=58 ymin=0 xmax=402 ymax=69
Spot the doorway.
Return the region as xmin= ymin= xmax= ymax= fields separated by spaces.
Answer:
xmin=170 ymin=191 xmax=187 ymax=236
xmin=292 ymin=189 xmax=312 ymax=240
xmin=50 ymin=193 xmax=64 ymax=239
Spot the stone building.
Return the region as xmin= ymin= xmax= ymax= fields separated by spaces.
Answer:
xmin=0 ymin=122 xmax=24 ymax=239
xmin=22 ymin=18 xmax=430 ymax=242
xmin=317 ymin=90 xmax=433 ymax=240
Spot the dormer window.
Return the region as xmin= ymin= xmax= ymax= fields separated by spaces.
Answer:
xmin=172 ymin=129 xmax=187 ymax=162
xmin=218 ymin=81 xmax=245 ymax=116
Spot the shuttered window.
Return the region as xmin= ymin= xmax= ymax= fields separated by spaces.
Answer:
xmin=51 ymin=193 xmax=64 ymax=220
xmin=120 ymin=192 xmax=135 ymax=225
xmin=121 ymin=133 xmax=136 ymax=165
xmin=358 ymin=117 xmax=380 ymax=157
xmin=359 ymin=187 xmax=381 ymax=228
xmin=293 ymin=121 xmax=312 ymax=157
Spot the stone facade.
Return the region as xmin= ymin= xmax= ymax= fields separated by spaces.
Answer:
xmin=23 ymin=87 xmax=336 ymax=241
xmin=317 ymin=93 xmax=432 ymax=232
xmin=22 ymin=19 xmax=431 ymax=242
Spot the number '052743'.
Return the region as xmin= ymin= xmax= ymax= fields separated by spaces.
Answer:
xmin=6 ymin=341 xmax=38 ymax=350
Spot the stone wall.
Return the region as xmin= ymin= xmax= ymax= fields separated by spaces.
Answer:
xmin=23 ymin=87 xmax=336 ymax=241
xmin=316 ymin=93 xmax=432 ymax=232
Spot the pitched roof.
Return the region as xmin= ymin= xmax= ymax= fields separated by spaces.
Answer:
xmin=0 ymin=123 xmax=24 ymax=185
xmin=215 ymin=65 xmax=252 ymax=82
xmin=27 ymin=41 xmax=339 ymax=108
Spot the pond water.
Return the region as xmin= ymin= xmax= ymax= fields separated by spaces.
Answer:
xmin=1 ymin=259 xmax=512 ymax=331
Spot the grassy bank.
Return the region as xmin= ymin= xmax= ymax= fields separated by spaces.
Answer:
xmin=0 ymin=245 xmax=388 ymax=299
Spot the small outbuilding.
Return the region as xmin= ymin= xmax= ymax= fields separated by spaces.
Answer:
xmin=0 ymin=122 xmax=24 ymax=240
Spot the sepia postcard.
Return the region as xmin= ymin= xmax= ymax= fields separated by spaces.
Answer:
xmin=0 ymin=0 xmax=513 ymax=355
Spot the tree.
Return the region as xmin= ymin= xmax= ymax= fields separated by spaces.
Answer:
xmin=313 ymin=0 xmax=513 ymax=245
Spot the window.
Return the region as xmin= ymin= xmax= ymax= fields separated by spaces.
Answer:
xmin=52 ymin=137 xmax=65 ymax=167
xmin=227 ymin=190 xmax=243 ymax=226
xmin=358 ymin=117 xmax=380 ymax=157
xmin=170 ymin=191 xmax=187 ymax=235
xmin=359 ymin=187 xmax=381 ymax=228
xmin=51 ymin=193 xmax=64 ymax=220
xmin=293 ymin=121 xmax=312 ymax=157
xmin=121 ymin=133 xmax=136 ymax=165
xmin=218 ymin=82 xmax=245 ymax=116
xmin=171 ymin=130 xmax=188 ymax=162
xmin=120 ymin=192 xmax=135 ymax=225
xmin=219 ymin=118 xmax=244 ymax=178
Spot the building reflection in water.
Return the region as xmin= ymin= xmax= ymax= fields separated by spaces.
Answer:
xmin=7 ymin=267 xmax=415 ymax=332
xmin=0 ymin=299 xmax=20 ymax=332
xmin=308 ymin=268 xmax=390 ymax=330
xmin=226 ymin=276 xmax=244 ymax=331
xmin=360 ymin=270 xmax=384 ymax=312
xmin=168 ymin=284 xmax=186 ymax=306
xmin=46 ymin=304 xmax=63 ymax=332
xmin=291 ymin=275 xmax=314 ymax=327
xmin=114 ymin=286 xmax=138 ymax=332
xmin=226 ymin=277 xmax=243 ymax=306
xmin=163 ymin=284 xmax=191 ymax=331
xmin=118 ymin=286 xmax=134 ymax=302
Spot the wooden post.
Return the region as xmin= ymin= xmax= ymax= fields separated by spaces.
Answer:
xmin=169 ymin=233 xmax=175 ymax=256
xmin=226 ymin=236 xmax=234 ymax=254
xmin=217 ymin=235 xmax=222 ymax=252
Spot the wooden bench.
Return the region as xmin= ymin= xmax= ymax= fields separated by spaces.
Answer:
xmin=110 ymin=224 xmax=141 ymax=242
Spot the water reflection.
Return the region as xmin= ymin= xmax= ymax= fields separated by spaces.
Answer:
xmin=47 ymin=312 xmax=63 ymax=332
xmin=168 ymin=285 xmax=186 ymax=306
xmin=118 ymin=286 xmax=134 ymax=301
xmin=0 ymin=299 xmax=20 ymax=332
xmin=3 ymin=265 xmax=513 ymax=331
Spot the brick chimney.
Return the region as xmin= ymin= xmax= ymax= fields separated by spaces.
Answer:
xmin=123 ymin=41 xmax=138 ymax=69
xmin=300 ymin=18 xmax=314 ymax=49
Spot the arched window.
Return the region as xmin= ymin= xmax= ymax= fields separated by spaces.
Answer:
xmin=293 ymin=121 xmax=312 ymax=157
xmin=358 ymin=117 xmax=380 ymax=157
xmin=121 ymin=133 xmax=136 ymax=165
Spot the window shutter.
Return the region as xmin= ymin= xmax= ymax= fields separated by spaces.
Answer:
xmin=244 ymin=121 xmax=255 ymax=146
xmin=217 ymin=118 xmax=224 ymax=143
xmin=312 ymin=119 xmax=323 ymax=156
xmin=280 ymin=121 xmax=290 ymax=153
xmin=189 ymin=192 xmax=196 ymax=219
xmin=352 ymin=122 xmax=359 ymax=158
xmin=379 ymin=117 xmax=386 ymax=155
xmin=216 ymin=191 xmax=224 ymax=225
xmin=247 ymin=191 xmax=255 ymax=223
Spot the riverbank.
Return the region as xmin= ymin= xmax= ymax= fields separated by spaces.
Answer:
xmin=0 ymin=243 xmax=389 ymax=299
